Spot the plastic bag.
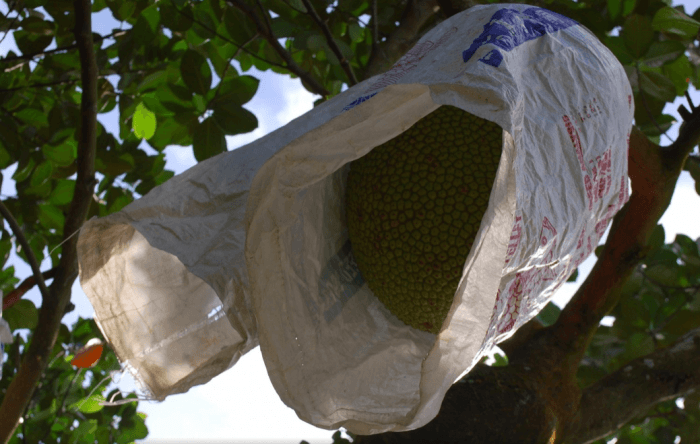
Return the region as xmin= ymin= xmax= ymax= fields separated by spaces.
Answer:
xmin=77 ymin=3 xmax=633 ymax=434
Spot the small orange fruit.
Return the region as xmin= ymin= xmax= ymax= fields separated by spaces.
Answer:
xmin=71 ymin=338 xmax=104 ymax=369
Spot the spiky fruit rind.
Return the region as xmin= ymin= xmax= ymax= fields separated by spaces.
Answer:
xmin=346 ymin=105 xmax=503 ymax=334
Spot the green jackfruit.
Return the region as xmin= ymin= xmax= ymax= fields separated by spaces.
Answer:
xmin=345 ymin=105 xmax=503 ymax=334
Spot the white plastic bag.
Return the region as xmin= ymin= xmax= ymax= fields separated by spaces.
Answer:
xmin=77 ymin=3 xmax=633 ymax=435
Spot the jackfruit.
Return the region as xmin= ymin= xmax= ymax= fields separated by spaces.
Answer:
xmin=345 ymin=105 xmax=502 ymax=334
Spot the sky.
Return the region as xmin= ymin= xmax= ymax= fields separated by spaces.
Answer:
xmin=1 ymin=2 xmax=700 ymax=444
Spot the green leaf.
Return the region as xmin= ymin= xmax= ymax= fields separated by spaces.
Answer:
xmin=134 ymin=4 xmax=160 ymax=37
xmin=637 ymin=70 xmax=678 ymax=102
xmin=14 ymin=18 xmax=54 ymax=54
xmin=619 ymin=332 xmax=655 ymax=362
xmin=3 ymin=299 xmax=39 ymax=330
xmin=118 ymin=411 xmax=149 ymax=442
xmin=619 ymin=296 xmax=650 ymax=328
xmin=15 ymin=107 xmax=49 ymax=128
xmin=107 ymin=0 xmax=135 ymax=20
xmin=0 ymin=146 xmax=11 ymax=169
xmin=180 ymin=49 xmax=212 ymax=95
xmin=107 ymin=192 xmax=133 ymax=214
xmin=142 ymin=93 xmax=175 ymax=116
xmin=622 ymin=14 xmax=655 ymax=59
xmin=536 ymin=302 xmax=561 ymax=326
xmin=307 ymin=34 xmax=324 ymax=51
xmin=567 ymin=268 xmax=578 ymax=282
xmin=348 ymin=22 xmax=364 ymax=42
xmin=133 ymin=102 xmax=157 ymax=140
xmin=640 ymin=41 xmax=686 ymax=68
xmin=12 ymin=157 xmax=36 ymax=183
xmin=270 ymin=16 xmax=298 ymax=38
xmin=0 ymin=234 xmax=11 ymax=268
xmin=662 ymin=310 xmax=700 ymax=335
xmin=0 ymin=265 xmax=19 ymax=296
xmin=95 ymin=150 xmax=134 ymax=176
xmin=210 ymin=75 xmax=260 ymax=106
xmin=157 ymin=83 xmax=195 ymax=113
xmin=69 ymin=394 xmax=106 ymax=414
xmin=674 ymin=234 xmax=700 ymax=258
xmin=662 ymin=54 xmax=694 ymax=96
xmin=222 ymin=8 xmax=257 ymax=44
xmin=491 ymin=352 xmax=509 ymax=367
xmin=608 ymin=0 xmax=622 ymax=21
xmin=645 ymin=264 xmax=681 ymax=288
xmin=192 ymin=117 xmax=226 ymax=162
xmin=42 ymin=141 xmax=76 ymax=167
xmin=149 ymin=116 xmax=194 ymax=150
xmin=651 ymin=6 xmax=700 ymax=40
xmin=212 ymin=103 xmax=258 ymax=135
xmin=30 ymin=161 xmax=53 ymax=187
xmin=68 ymin=419 xmax=98 ymax=443
xmin=48 ymin=179 xmax=75 ymax=206
xmin=137 ymin=71 xmax=169 ymax=94
xmin=38 ymin=203 xmax=65 ymax=230
xmin=161 ymin=3 xmax=193 ymax=32
xmin=647 ymin=225 xmax=666 ymax=258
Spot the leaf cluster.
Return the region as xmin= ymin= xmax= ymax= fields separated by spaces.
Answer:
xmin=1 ymin=317 xmax=146 ymax=443
xmin=581 ymin=229 xmax=700 ymax=443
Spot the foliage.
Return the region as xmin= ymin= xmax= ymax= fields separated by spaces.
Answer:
xmin=583 ymin=229 xmax=700 ymax=443
xmin=1 ymin=317 xmax=147 ymax=443
xmin=0 ymin=0 xmax=698 ymax=442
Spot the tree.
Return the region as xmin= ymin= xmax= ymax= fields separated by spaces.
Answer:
xmin=0 ymin=0 xmax=698 ymax=443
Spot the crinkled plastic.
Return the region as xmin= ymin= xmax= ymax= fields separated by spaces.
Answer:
xmin=77 ymin=3 xmax=634 ymax=435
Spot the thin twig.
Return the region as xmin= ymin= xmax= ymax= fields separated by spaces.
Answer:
xmin=299 ymin=0 xmax=357 ymax=85
xmin=254 ymin=0 xmax=274 ymax=35
xmin=212 ymin=32 xmax=259 ymax=103
xmin=0 ymin=201 xmax=50 ymax=303
xmin=2 ymin=268 xmax=59 ymax=311
xmin=1 ymin=31 xmax=128 ymax=65
xmin=171 ymin=0 xmax=283 ymax=70
xmin=226 ymin=0 xmax=330 ymax=96
xmin=0 ymin=62 xmax=167 ymax=93
xmin=0 ymin=13 xmax=20 ymax=48
xmin=233 ymin=32 xmax=259 ymax=60
xmin=0 ymin=78 xmax=79 ymax=92
xmin=2 ymin=0 xmax=16 ymax=19
xmin=280 ymin=0 xmax=307 ymax=15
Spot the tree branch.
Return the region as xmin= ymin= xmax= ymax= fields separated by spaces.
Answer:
xmin=299 ymin=0 xmax=358 ymax=85
xmin=553 ymin=94 xmax=700 ymax=366
xmin=0 ymin=78 xmax=79 ymax=93
xmin=0 ymin=0 xmax=98 ymax=440
xmin=0 ymin=202 xmax=50 ymax=304
xmin=2 ymin=268 xmax=58 ymax=311
xmin=170 ymin=0 xmax=283 ymax=71
xmin=0 ymin=13 xmax=20 ymax=48
xmin=364 ymin=0 xmax=440 ymax=79
xmin=568 ymin=328 xmax=700 ymax=444
xmin=226 ymin=0 xmax=330 ymax=97
xmin=0 ymin=31 xmax=128 ymax=65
